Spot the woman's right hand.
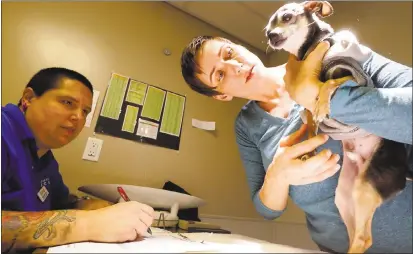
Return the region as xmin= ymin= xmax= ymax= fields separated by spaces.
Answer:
xmin=267 ymin=124 xmax=341 ymax=186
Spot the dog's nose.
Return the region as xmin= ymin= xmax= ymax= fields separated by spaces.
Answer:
xmin=267 ymin=32 xmax=281 ymax=43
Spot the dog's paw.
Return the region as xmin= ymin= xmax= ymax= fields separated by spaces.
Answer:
xmin=363 ymin=236 xmax=373 ymax=252
xmin=348 ymin=241 xmax=368 ymax=254
xmin=314 ymin=78 xmax=352 ymax=123
xmin=313 ymin=83 xmax=335 ymax=123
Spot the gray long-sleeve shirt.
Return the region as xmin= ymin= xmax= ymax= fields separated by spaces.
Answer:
xmin=234 ymin=50 xmax=412 ymax=253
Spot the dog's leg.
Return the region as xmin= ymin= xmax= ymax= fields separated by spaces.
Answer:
xmin=306 ymin=109 xmax=318 ymax=139
xmin=348 ymin=177 xmax=383 ymax=253
xmin=335 ymin=142 xmax=360 ymax=249
xmin=300 ymin=109 xmax=318 ymax=161
xmin=302 ymin=80 xmax=341 ymax=163
xmin=313 ymin=77 xmax=352 ymax=124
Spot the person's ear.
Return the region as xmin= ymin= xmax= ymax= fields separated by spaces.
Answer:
xmin=213 ymin=94 xmax=233 ymax=101
xmin=21 ymin=88 xmax=37 ymax=108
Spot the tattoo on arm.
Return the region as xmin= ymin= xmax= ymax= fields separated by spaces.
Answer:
xmin=1 ymin=213 xmax=30 ymax=253
xmin=1 ymin=210 xmax=76 ymax=252
xmin=33 ymin=210 xmax=75 ymax=240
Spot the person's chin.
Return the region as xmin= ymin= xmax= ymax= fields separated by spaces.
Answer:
xmin=53 ymin=137 xmax=74 ymax=148
xmin=51 ymin=142 xmax=68 ymax=149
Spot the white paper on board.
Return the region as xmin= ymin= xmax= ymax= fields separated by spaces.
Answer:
xmin=85 ymin=90 xmax=100 ymax=127
xmin=192 ymin=118 xmax=215 ymax=131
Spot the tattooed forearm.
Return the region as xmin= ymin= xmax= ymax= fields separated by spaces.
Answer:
xmin=33 ymin=210 xmax=75 ymax=240
xmin=1 ymin=213 xmax=30 ymax=253
xmin=1 ymin=210 xmax=83 ymax=252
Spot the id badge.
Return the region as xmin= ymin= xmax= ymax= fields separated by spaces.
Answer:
xmin=37 ymin=186 xmax=49 ymax=203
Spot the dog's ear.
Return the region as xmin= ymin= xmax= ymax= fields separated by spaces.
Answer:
xmin=302 ymin=1 xmax=334 ymax=18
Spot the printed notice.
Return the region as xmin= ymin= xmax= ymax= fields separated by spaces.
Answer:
xmin=136 ymin=118 xmax=159 ymax=140
xmin=141 ymin=86 xmax=165 ymax=121
xmin=100 ymin=73 xmax=129 ymax=120
xmin=192 ymin=118 xmax=215 ymax=131
xmin=85 ymin=90 xmax=100 ymax=128
xmin=125 ymin=80 xmax=148 ymax=105
xmin=160 ymin=92 xmax=185 ymax=137
xmin=121 ymin=105 xmax=140 ymax=133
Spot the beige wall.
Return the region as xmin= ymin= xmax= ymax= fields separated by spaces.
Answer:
xmin=2 ymin=1 xmax=411 ymax=225
xmin=2 ymin=1 xmax=268 ymax=219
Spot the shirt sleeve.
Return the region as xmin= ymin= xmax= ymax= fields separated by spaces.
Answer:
xmin=330 ymin=51 xmax=412 ymax=144
xmin=235 ymin=119 xmax=285 ymax=220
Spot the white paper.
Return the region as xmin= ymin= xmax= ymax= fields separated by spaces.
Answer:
xmin=47 ymin=231 xmax=318 ymax=253
xmin=85 ymin=90 xmax=100 ymax=127
xmin=47 ymin=236 xmax=205 ymax=253
xmin=192 ymin=118 xmax=215 ymax=131
xmin=136 ymin=118 xmax=159 ymax=140
xmin=47 ymin=233 xmax=264 ymax=253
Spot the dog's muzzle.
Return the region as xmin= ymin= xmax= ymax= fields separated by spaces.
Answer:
xmin=266 ymin=32 xmax=286 ymax=48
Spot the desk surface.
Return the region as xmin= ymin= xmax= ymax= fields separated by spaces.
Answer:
xmin=34 ymin=199 xmax=321 ymax=253
xmin=38 ymin=232 xmax=322 ymax=253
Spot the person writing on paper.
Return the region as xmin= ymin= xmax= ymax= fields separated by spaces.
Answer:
xmin=179 ymin=36 xmax=412 ymax=253
xmin=1 ymin=67 xmax=154 ymax=253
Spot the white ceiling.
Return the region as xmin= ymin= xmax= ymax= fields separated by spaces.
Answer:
xmin=166 ymin=1 xmax=288 ymax=53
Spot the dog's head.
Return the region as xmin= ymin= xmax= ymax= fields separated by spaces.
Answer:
xmin=265 ymin=1 xmax=334 ymax=56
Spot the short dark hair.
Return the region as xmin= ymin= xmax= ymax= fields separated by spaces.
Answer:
xmin=180 ymin=35 xmax=231 ymax=97
xmin=18 ymin=67 xmax=93 ymax=106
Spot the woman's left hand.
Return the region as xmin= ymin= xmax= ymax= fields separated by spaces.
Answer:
xmin=284 ymin=41 xmax=350 ymax=113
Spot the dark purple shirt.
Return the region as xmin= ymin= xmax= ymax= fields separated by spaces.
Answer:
xmin=2 ymin=104 xmax=69 ymax=211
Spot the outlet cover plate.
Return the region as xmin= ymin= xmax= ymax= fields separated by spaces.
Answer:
xmin=82 ymin=137 xmax=103 ymax=162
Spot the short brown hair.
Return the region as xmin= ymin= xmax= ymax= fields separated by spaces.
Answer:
xmin=180 ymin=35 xmax=231 ymax=97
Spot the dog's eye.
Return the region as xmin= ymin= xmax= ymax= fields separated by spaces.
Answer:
xmin=282 ymin=13 xmax=293 ymax=22
xmin=217 ymin=70 xmax=224 ymax=82
xmin=227 ymin=47 xmax=233 ymax=58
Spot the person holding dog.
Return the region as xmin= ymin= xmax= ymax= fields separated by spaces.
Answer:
xmin=1 ymin=67 xmax=154 ymax=253
xmin=180 ymin=36 xmax=412 ymax=253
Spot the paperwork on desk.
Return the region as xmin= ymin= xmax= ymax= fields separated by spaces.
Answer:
xmin=47 ymin=228 xmax=321 ymax=253
xmin=47 ymin=235 xmax=258 ymax=253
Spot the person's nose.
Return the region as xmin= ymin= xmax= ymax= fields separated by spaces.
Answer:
xmin=70 ymin=108 xmax=83 ymax=122
xmin=225 ymin=60 xmax=246 ymax=75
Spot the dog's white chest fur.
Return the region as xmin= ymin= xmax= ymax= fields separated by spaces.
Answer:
xmin=282 ymin=18 xmax=311 ymax=56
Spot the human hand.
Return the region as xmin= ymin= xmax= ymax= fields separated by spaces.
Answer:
xmin=284 ymin=42 xmax=351 ymax=114
xmin=85 ymin=201 xmax=154 ymax=242
xmin=267 ymin=124 xmax=341 ymax=185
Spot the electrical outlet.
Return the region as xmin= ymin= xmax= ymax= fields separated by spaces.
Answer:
xmin=82 ymin=137 xmax=103 ymax=162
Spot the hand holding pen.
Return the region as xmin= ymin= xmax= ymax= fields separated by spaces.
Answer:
xmin=117 ymin=186 xmax=153 ymax=236
xmin=83 ymin=194 xmax=155 ymax=242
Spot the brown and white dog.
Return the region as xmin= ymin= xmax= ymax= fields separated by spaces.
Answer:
xmin=265 ymin=1 xmax=409 ymax=253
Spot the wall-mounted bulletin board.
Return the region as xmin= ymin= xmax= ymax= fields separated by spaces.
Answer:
xmin=95 ymin=73 xmax=186 ymax=150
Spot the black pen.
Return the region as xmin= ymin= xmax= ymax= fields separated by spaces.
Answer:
xmin=117 ymin=186 xmax=152 ymax=235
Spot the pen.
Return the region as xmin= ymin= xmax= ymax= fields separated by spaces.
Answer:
xmin=117 ymin=186 xmax=152 ymax=235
